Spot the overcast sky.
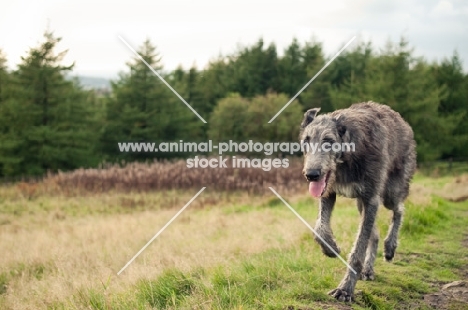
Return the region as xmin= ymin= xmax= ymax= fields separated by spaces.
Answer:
xmin=1 ymin=0 xmax=467 ymax=77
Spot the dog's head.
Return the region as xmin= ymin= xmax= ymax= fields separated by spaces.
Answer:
xmin=299 ymin=108 xmax=350 ymax=198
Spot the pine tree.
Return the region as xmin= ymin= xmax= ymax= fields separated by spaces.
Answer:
xmin=0 ymin=49 xmax=8 ymax=103
xmin=432 ymin=52 xmax=468 ymax=158
xmin=0 ymin=50 xmax=9 ymax=176
xmin=229 ymin=39 xmax=279 ymax=97
xmin=298 ymin=40 xmax=332 ymax=112
xmin=0 ymin=31 xmax=98 ymax=176
xmin=168 ymin=65 xmax=210 ymax=124
xmin=277 ymin=38 xmax=307 ymax=98
xmin=196 ymin=58 xmax=232 ymax=117
xmin=328 ymin=41 xmax=374 ymax=109
xmin=101 ymin=39 xmax=202 ymax=161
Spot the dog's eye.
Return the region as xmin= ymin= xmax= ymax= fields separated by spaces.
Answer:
xmin=302 ymin=137 xmax=310 ymax=152
xmin=323 ymin=138 xmax=335 ymax=144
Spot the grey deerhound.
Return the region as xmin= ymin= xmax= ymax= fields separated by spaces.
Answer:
xmin=300 ymin=102 xmax=416 ymax=302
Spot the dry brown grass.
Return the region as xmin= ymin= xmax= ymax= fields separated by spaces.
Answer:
xmin=409 ymin=173 xmax=468 ymax=205
xmin=0 ymin=188 xmax=321 ymax=310
xmin=33 ymin=157 xmax=304 ymax=196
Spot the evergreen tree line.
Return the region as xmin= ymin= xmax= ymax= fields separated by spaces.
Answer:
xmin=0 ymin=32 xmax=467 ymax=177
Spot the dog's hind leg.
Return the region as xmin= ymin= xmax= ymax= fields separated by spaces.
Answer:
xmin=383 ymin=202 xmax=404 ymax=262
xmin=362 ymin=225 xmax=379 ymax=280
xmin=314 ymin=193 xmax=341 ymax=257
xmin=357 ymin=200 xmax=380 ymax=280
xmin=383 ymin=166 xmax=411 ymax=262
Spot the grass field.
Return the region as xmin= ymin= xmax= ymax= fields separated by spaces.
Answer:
xmin=1 ymin=173 xmax=468 ymax=309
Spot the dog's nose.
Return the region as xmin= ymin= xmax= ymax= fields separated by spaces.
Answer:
xmin=305 ymin=169 xmax=321 ymax=181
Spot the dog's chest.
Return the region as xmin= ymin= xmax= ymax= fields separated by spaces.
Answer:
xmin=333 ymin=183 xmax=360 ymax=198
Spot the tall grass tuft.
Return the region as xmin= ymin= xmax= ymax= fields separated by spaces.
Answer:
xmin=137 ymin=269 xmax=196 ymax=309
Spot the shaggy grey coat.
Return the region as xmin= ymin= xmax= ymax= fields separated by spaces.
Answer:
xmin=300 ymin=102 xmax=417 ymax=302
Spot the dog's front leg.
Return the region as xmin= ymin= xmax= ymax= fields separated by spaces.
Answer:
xmin=314 ymin=192 xmax=341 ymax=257
xmin=329 ymin=196 xmax=379 ymax=302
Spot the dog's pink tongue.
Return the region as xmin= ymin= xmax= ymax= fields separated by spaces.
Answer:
xmin=309 ymin=179 xmax=326 ymax=198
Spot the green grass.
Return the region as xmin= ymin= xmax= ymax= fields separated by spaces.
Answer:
xmin=137 ymin=269 xmax=196 ymax=308
xmin=59 ymin=196 xmax=468 ymax=310
xmin=401 ymin=197 xmax=450 ymax=237
xmin=0 ymin=273 xmax=7 ymax=295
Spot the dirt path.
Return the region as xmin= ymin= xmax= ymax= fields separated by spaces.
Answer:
xmin=423 ymin=234 xmax=468 ymax=309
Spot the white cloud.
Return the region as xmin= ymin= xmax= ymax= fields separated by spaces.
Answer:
xmin=430 ymin=0 xmax=455 ymax=17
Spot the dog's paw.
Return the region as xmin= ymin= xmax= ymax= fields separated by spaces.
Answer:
xmin=360 ymin=269 xmax=375 ymax=281
xmin=384 ymin=240 xmax=397 ymax=262
xmin=322 ymin=245 xmax=341 ymax=258
xmin=384 ymin=249 xmax=395 ymax=262
xmin=314 ymin=236 xmax=341 ymax=257
xmin=328 ymin=287 xmax=354 ymax=302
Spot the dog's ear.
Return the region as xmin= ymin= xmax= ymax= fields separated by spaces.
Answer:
xmin=334 ymin=116 xmax=347 ymax=139
xmin=337 ymin=123 xmax=346 ymax=137
xmin=301 ymin=108 xmax=321 ymax=129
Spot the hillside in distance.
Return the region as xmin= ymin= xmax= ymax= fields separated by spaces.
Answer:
xmin=69 ymin=75 xmax=112 ymax=90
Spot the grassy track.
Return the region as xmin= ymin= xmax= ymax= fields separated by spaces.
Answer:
xmin=1 ymin=174 xmax=468 ymax=309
